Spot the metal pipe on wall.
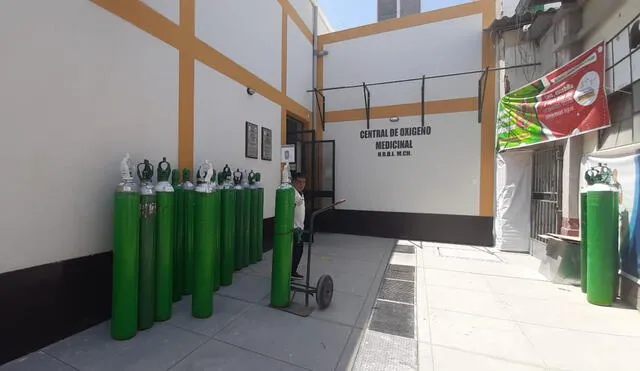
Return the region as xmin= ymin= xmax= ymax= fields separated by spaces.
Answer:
xmin=311 ymin=0 xmax=319 ymax=132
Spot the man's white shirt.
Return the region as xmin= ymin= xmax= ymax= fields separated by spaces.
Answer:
xmin=294 ymin=189 xmax=305 ymax=230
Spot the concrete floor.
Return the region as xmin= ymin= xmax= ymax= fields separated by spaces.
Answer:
xmin=409 ymin=241 xmax=640 ymax=371
xmin=0 ymin=234 xmax=394 ymax=371
xmin=2 ymin=234 xmax=639 ymax=371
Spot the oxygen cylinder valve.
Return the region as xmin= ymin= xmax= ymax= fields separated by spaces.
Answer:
xmin=137 ymin=159 xmax=154 ymax=185
xmin=233 ymin=169 xmax=242 ymax=185
xmin=182 ymin=168 xmax=192 ymax=183
xmin=281 ymin=163 xmax=291 ymax=184
xmin=223 ymin=165 xmax=232 ymax=183
xmin=203 ymin=161 xmax=214 ymax=183
xmin=120 ymin=154 xmax=133 ymax=181
xmin=171 ymin=169 xmax=180 ymax=186
xmin=157 ymin=157 xmax=172 ymax=182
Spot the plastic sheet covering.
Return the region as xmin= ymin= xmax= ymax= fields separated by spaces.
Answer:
xmin=495 ymin=151 xmax=532 ymax=252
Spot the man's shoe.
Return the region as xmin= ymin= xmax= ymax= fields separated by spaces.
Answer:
xmin=292 ymin=272 xmax=304 ymax=280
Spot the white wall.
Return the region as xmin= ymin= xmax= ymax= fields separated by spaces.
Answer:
xmin=194 ymin=62 xmax=281 ymax=219
xmin=318 ymin=7 xmax=334 ymax=35
xmin=0 ymin=0 xmax=179 ymax=273
xmin=196 ymin=0 xmax=282 ymax=90
xmin=582 ymin=0 xmax=640 ymax=155
xmin=322 ymin=13 xmax=484 ymax=217
xmin=325 ymin=112 xmax=481 ymax=215
xmin=583 ymin=0 xmax=640 ymax=49
xmin=287 ymin=18 xmax=313 ymax=109
xmin=321 ymin=13 xmax=483 ymax=112
xmin=290 ymin=0 xmax=314 ymax=32
xmin=140 ymin=0 xmax=179 ymax=24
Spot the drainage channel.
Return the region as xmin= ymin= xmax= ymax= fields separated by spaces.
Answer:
xmin=352 ymin=242 xmax=418 ymax=370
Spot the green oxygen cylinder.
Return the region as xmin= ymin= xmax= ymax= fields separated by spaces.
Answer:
xmin=172 ymin=169 xmax=184 ymax=302
xmin=181 ymin=169 xmax=196 ymax=295
xmin=212 ymin=171 xmax=222 ymax=292
xmin=242 ymin=169 xmax=252 ymax=268
xmin=112 ymin=154 xmax=140 ymax=340
xmin=220 ymin=165 xmax=235 ymax=286
xmin=255 ymin=173 xmax=264 ymax=262
xmin=271 ymin=163 xmax=296 ymax=308
xmin=193 ymin=161 xmax=215 ymax=318
xmin=155 ymin=157 xmax=175 ymax=321
xmin=580 ymin=187 xmax=588 ymax=293
xmin=248 ymin=171 xmax=260 ymax=264
xmin=233 ymin=169 xmax=244 ymax=271
xmin=586 ymin=163 xmax=619 ymax=306
xmin=137 ymin=160 xmax=156 ymax=331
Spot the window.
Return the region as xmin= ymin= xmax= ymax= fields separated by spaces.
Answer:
xmin=598 ymin=86 xmax=637 ymax=149
xmin=598 ymin=13 xmax=640 ymax=149
xmin=606 ymin=14 xmax=640 ymax=94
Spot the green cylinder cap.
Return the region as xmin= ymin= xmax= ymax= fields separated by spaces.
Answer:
xmin=171 ymin=168 xmax=180 ymax=186
xmin=182 ymin=168 xmax=192 ymax=183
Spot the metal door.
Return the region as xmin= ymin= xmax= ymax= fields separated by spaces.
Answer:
xmin=530 ymin=146 xmax=563 ymax=242
xmin=303 ymin=139 xmax=336 ymax=212
xmin=286 ymin=128 xmax=336 ymax=228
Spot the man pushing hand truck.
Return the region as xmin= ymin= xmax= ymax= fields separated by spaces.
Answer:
xmin=292 ymin=172 xmax=306 ymax=280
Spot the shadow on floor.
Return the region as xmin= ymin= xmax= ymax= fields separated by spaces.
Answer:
xmin=0 ymin=234 xmax=395 ymax=371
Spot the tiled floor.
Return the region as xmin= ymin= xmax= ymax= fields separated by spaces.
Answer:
xmin=3 ymin=235 xmax=640 ymax=371
xmin=0 ymin=234 xmax=394 ymax=371
xmin=415 ymin=241 xmax=640 ymax=371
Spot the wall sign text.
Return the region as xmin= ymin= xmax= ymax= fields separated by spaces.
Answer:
xmin=359 ymin=126 xmax=431 ymax=157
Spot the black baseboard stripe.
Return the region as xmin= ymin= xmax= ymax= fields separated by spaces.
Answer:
xmin=0 ymin=217 xmax=276 ymax=366
xmin=315 ymin=209 xmax=495 ymax=247
xmin=0 ymin=252 xmax=113 ymax=365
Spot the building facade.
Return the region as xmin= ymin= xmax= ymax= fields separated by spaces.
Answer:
xmin=491 ymin=0 xmax=640 ymax=310
xmin=378 ymin=0 xmax=422 ymax=22
xmin=0 ymin=0 xmax=497 ymax=364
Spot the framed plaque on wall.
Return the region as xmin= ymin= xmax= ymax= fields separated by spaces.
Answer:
xmin=261 ymin=127 xmax=272 ymax=161
xmin=245 ymin=121 xmax=259 ymax=159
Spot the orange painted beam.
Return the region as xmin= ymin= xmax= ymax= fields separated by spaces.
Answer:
xmin=325 ymin=97 xmax=478 ymax=123
xmin=479 ymin=0 xmax=497 ymax=217
xmin=178 ymin=0 xmax=195 ymax=172
xmin=319 ymin=1 xmax=482 ymax=45
xmin=278 ymin=0 xmax=313 ymax=43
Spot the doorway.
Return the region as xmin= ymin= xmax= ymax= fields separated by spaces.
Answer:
xmin=286 ymin=116 xmax=336 ymax=230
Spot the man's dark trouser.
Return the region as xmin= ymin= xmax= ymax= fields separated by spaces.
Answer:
xmin=292 ymin=228 xmax=304 ymax=274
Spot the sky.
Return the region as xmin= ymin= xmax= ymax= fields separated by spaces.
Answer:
xmin=316 ymin=0 xmax=474 ymax=31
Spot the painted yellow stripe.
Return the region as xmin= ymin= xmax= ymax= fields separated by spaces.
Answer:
xmin=479 ymin=0 xmax=497 ymax=217
xmin=91 ymin=0 xmax=311 ymax=126
xmin=278 ymin=0 xmax=313 ymax=43
xmin=319 ymin=1 xmax=483 ymax=45
xmin=325 ymin=97 xmax=477 ymax=123
xmin=190 ymin=36 xmax=310 ymax=122
xmin=91 ymin=0 xmax=182 ymax=48
xmin=178 ymin=0 xmax=195 ymax=172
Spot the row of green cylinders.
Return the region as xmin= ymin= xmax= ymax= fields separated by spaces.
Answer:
xmin=112 ymin=157 xmax=264 ymax=340
xmin=580 ymin=181 xmax=619 ymax=307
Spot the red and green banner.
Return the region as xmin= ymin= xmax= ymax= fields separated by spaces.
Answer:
xmin=496 ymin=42 xmax=611 ymax=152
